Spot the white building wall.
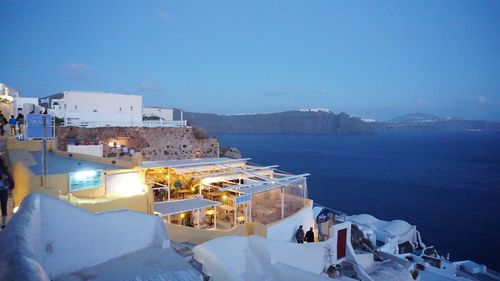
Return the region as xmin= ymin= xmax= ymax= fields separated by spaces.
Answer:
xmin=62 ymin=91 xmax=143 ymax=126
xmin=14 ymin=97 xmax=43 ymax=116
xmin=143 ymin=107 xmax=174 ymax=121
xmin=266 ymin=204 xmax=315 ymax=243
xmin=67 ymin=144 xmax=104 ymax=157
xmin=0 ymin=83 xmax=18 ymax=118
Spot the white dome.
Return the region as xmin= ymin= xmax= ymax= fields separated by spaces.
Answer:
xmin=381 ymin=220 xmax=412 ymax=236
xmin=349 ymin=214 xmax=378 ymax=225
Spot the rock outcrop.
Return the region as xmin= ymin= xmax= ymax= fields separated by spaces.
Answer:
xmin=56 ymin=127 xmax=219 ymax=161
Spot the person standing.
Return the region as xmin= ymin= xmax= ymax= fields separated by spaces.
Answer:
xmin=8 ymin=115 xmax=17 ymax=136
xmin=16 ymin=113 xmax=24 ymax=135
xmin=305 ymin=227 xmax=315 ymax=243
xmin=295 ymin=225 xmax=305 ymax=243
xmin=0 ymin=112 xmax=6 ymax=136
xmin=0 ymin=172 xmax=10 ymax=229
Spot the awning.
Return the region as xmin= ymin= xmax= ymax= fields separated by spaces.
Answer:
xmin=219 ymin=174 xmax=309 ymax=195
xmin=154 ymin=198 xmax=222 ymax=216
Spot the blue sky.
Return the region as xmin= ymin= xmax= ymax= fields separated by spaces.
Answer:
xmin=1 ymin=1 xmax=499 ymax=121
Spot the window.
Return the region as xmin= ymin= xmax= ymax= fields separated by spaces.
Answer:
xmin=75 ymin=105 xmax=77 ymax=110
xmin=130 ymin=106 xmax=133 ymax=111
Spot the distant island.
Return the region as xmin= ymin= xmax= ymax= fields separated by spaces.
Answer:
xmin=380 ymin=112 xmax=500 ymax=132
xmin=182 ymin=110 xmax=500 ymax=135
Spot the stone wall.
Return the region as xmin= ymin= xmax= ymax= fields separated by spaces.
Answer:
xmin=55 ymin=127 xmax=219 ymax=161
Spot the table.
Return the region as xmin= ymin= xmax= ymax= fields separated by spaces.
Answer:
xmin=257 ymin=207 xmax=275 ymax=215
xmin=177 ymin=189 xmax=191 ymax=199
xmin=218 ymin=204 xmax=234 ymax=212
xmin=207 ymin=191 xmax=224 ymax=201
xmin=237 ymin=216 xmax=245 ymax=224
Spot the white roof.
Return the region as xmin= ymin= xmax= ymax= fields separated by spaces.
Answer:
xmin=143 ymin=157 xmax=251 ymax=169
xmin=154 ymin=198 xmax=222 ymax=216
xmin=219 ymin=174 xmax=309 ymax=195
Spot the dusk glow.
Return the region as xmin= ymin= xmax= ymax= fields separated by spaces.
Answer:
xmin=1 ymin=1 xmax=499 ymax=120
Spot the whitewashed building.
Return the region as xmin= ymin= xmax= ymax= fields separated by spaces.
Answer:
xmin=42 ymin=91 xmax=143 ymax=127
xmin=14 ymin=97 xmax=44 ymax=116
xmin=143 ymin=107 xmax=175 ymax=121
xmin=0 ymin=83 xmax=18 ymax=118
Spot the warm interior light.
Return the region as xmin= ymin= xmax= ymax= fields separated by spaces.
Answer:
xmin=108 ymin=142 xmax=114 ymax=147
xmin=13 ymin=206 xmax=19 ymax=213
xmin=190 ymin=187 xmax=195 ymax=192
xmin=73 ymin=170 xmax=98 ymax=181
xmin=106 ymin=172 xmax=145 ymax=197
xmin=222 ymin=195 xmax=227 ymax=200
xmin=180 ymin=213 xmax=185 ymax=219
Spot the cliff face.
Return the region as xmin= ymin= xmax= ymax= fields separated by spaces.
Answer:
xmin=185 ymin=111 xmax=375 ymax=134
xmin=56 ymin=127 xmax=219 ymax=161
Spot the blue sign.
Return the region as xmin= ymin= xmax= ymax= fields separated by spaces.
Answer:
xmin=69 ymin=170 xmax=103 ymax=192
xmin=235 ymin=194 xmax=251 ymax=205
xmin=26 ymin=114 xmax=53 ymax=139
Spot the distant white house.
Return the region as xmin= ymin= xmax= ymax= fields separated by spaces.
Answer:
xmin=143 ymin=107 xmax=174 ymax=121
xmin=41 ymin=90 xmax=186 ymax=128
xmin=14 ymin=97 xmax=44 ymax=116
xmin=42 ymin=91 xmax=143 ymax=127
xmin=0 ymin=83 xmax=18 ymax=118
xmin=143 ymin=107 xmax=184 ymax=122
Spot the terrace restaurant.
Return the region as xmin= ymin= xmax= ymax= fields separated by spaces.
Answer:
xmin=144 ymin=157 xmax=309 ymax=231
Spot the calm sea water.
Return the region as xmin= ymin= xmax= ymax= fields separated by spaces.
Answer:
xmin=218 ymin=132 xmax=500 ymax=270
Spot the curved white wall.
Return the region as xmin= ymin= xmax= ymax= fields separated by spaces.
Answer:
xmin=0 ymin=193 xmax=169 ymax=280
xmin=266 ymin=204 xmax=314 ymax=242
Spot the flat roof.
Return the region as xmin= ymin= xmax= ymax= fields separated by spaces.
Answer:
xmin=9 ymin=149 xmax=124 ymax=175
xmin=154 ymin=198 xmax=222 ymax=216
xmin=143 ymin=157 xmax=251 ymax=169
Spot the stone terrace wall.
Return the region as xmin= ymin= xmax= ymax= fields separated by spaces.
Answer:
xmin=56 ymin=127 xmax=219 ymax=161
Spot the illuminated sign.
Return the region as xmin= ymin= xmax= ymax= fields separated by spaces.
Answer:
xmin=26 ymin=114 xmax=54 ymax=139
xmin=235 ymin=194 xmax=251 ymax=205
xmin=69 ymin=170 xmax=102 ymax=192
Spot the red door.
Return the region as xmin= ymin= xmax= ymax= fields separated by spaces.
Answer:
xmin=337 ymin=228 xmax=347 ymax=259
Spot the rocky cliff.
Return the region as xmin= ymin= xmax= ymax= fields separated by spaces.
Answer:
xmin=56 ymin=127 xmax=219 ymax=161
xmin=184 ymin=110 xmax=375 ymax=134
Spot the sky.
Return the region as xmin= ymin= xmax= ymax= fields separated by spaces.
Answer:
xmin=1 ymin=1 xmax=499 ymax=121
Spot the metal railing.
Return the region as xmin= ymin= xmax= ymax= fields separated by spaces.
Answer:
xmin=142 ymin=120 xmax=187 ymax=128
xmin=63 ymin=119 xmax=187 ymax=128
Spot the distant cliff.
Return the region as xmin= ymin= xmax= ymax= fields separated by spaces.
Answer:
xmin=379 ymin=113 xmax=500 ymax=132
xmin=184 ymin=110 xmax=375 ymax=134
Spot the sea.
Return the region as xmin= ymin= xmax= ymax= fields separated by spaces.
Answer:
xmin=217 ymin=132 xmax=500 ymax=270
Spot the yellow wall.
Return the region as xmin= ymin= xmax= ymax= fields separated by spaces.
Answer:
xmin=6 ymin=138 xmax=56 ymax=151
xmin=69 ymin=193 xmax=150 ymax=213
xmin=11 ymin=162 xmax=38 ymax=207
xmin=7 ymin=138 xmax=151 ymax=214
xmin=166 ymin=223 xmax=249 ymax=244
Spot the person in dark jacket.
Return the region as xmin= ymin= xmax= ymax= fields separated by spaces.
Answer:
xmin=16 ymin=113 xmax=24 ymax=135
xmin=305 ymin=227 xmax=315 ymax=243
xmin=0 ymin=172 xmax=10 ymax=228
xmin=295 ymin=225 xmax=305 ymax=243
xmin=0 ymin=112 xmax=6 ymax=136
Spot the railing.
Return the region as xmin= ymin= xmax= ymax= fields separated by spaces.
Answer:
xmin=313 ymin=203 xmax=347 ymax=223
xmin=64 ymin=119 xmax=187 ymax=128
xmin=142 ymin=120 xmax=187 ymax=128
